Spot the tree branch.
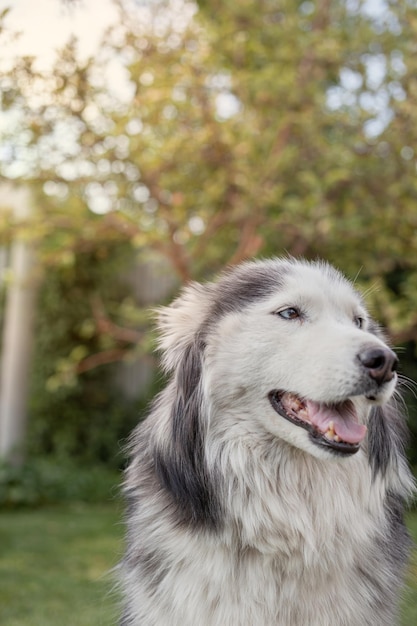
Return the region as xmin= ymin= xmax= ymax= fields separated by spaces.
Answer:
xmin=91 ymin=295 xmax=143 ymax=345
xmin=228 ymin=215 xmax=264 ymax=266
xmin=76 ymin=348 xmax=128 ymax=374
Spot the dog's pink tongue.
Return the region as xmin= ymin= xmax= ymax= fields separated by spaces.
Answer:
xmin=306 ymin=400 xmax=367 ymax=444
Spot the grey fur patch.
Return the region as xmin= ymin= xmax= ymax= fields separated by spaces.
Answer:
xmin=368 ymin=403 xmax=410 ymax=478
xmin=153 ymin=340 xmax=222 ymax=529
xmin=202 ymin=261 xmax=288 ymax=331
xmin=119 ymin=612 xmax=134 ymax=626
xmin=135 ymin=547 xmax=172 ymax=590
xmin=353 ymin=490 xmax=413 ymax=623
xmin=383 ymin=490 xmax=412 ymax=567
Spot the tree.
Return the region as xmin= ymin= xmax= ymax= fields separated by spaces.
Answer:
xmin=1 ymin=0 xmax=417 ymax=463
xmin=2 ymin=1 xmax=417 ymax=308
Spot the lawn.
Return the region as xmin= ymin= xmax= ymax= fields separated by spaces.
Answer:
xmin=0 ymin=504 xmax=416 ymax=625
xmin=0 ymin=503 xmax=123 ymax=626
xmin=404 ymin=511 xmax=417 ymax=624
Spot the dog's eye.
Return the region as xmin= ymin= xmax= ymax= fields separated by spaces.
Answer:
xmin=277 ymin=307 xmax=301 ymax=320
xmin=354 ymin=316 xmax=364 ymax=329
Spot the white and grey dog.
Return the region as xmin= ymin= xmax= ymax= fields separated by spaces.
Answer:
xmin=121 ymin=258 xmax=415 ymax=626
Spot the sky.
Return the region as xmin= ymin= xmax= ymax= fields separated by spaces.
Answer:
xmin=0 ymin=0 xmax=119 ymax=67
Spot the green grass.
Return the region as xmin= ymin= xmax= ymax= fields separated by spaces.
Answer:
xmin=0 ymin=504 xmax=416 ymax=625
xmin=0 ymin=503 xmax=123 ymax=626
xmin=404 ymin=511 xmax=417 ymax=624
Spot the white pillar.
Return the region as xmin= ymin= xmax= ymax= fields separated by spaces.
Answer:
xmin=0 ymin=184 xmax=38 ymax=465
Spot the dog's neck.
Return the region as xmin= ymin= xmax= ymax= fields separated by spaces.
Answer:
xmin=208 ymin=436 xmax=390 ymax=555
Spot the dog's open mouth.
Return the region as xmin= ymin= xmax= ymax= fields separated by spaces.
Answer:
xmin=268 ymin=391 xmax=367 ymax=455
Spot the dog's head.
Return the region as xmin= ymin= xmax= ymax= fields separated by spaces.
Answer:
xmin=157 ymin=258 xmax=398 ymax=465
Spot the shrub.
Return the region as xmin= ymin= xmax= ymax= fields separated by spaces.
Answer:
xmin=0 ymin=457 xmax=120 ymax=509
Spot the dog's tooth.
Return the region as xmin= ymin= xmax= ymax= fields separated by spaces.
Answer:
xmin=325 ymin=429 xmax=334 ymax=441
xmin=324 ymin=420 xmax=342 ymax=442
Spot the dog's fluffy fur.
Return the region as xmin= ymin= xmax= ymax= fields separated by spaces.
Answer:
xmin=120 ymin=258 xmax=415 ymax=626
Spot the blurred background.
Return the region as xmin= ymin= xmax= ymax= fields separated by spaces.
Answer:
xmin=0 ymin=0 xmax=417 ymax=623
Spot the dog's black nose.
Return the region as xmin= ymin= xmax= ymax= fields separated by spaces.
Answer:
xmin=358 ymin=347 xmax=398 ymax=385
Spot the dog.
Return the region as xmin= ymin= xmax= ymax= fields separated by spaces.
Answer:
xmin=120 ymin=258 xmax=415 ymax=626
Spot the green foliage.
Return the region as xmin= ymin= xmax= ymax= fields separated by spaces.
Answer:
xmin=1 ymin=0 xmax=417 ymax=334
xmin=28 ymin=382 xmax=143 ymax=467
xmin=27 ymin=245 xmax=159 ymax=467
xmin=1 ymin=1 xmax=417 ymax=464
xmin=0 ymin=458 xmax=120 ymax=509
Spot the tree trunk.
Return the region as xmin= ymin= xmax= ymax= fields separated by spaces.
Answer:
xmin=0 ymin=185 xmax=38 ymax=466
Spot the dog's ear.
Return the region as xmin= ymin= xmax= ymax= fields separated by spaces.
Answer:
xmin=153 ymin=337 xmax=220 ymax=528
xmin=156 ymin=282 xmax=213 ymax=373
xmin=153 ymin=281 xmax=220 ymax=527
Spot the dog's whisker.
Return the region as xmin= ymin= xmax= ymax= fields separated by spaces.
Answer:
xmin=392 ymin=390 xmax=409 ymax=412
xmin=352 ymin=266 xmax=364 ymax=285
xmin=359 ymin=281 xmax=381 ymax=300
xmin=397 ymin=375 xmax=417 ymax=399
